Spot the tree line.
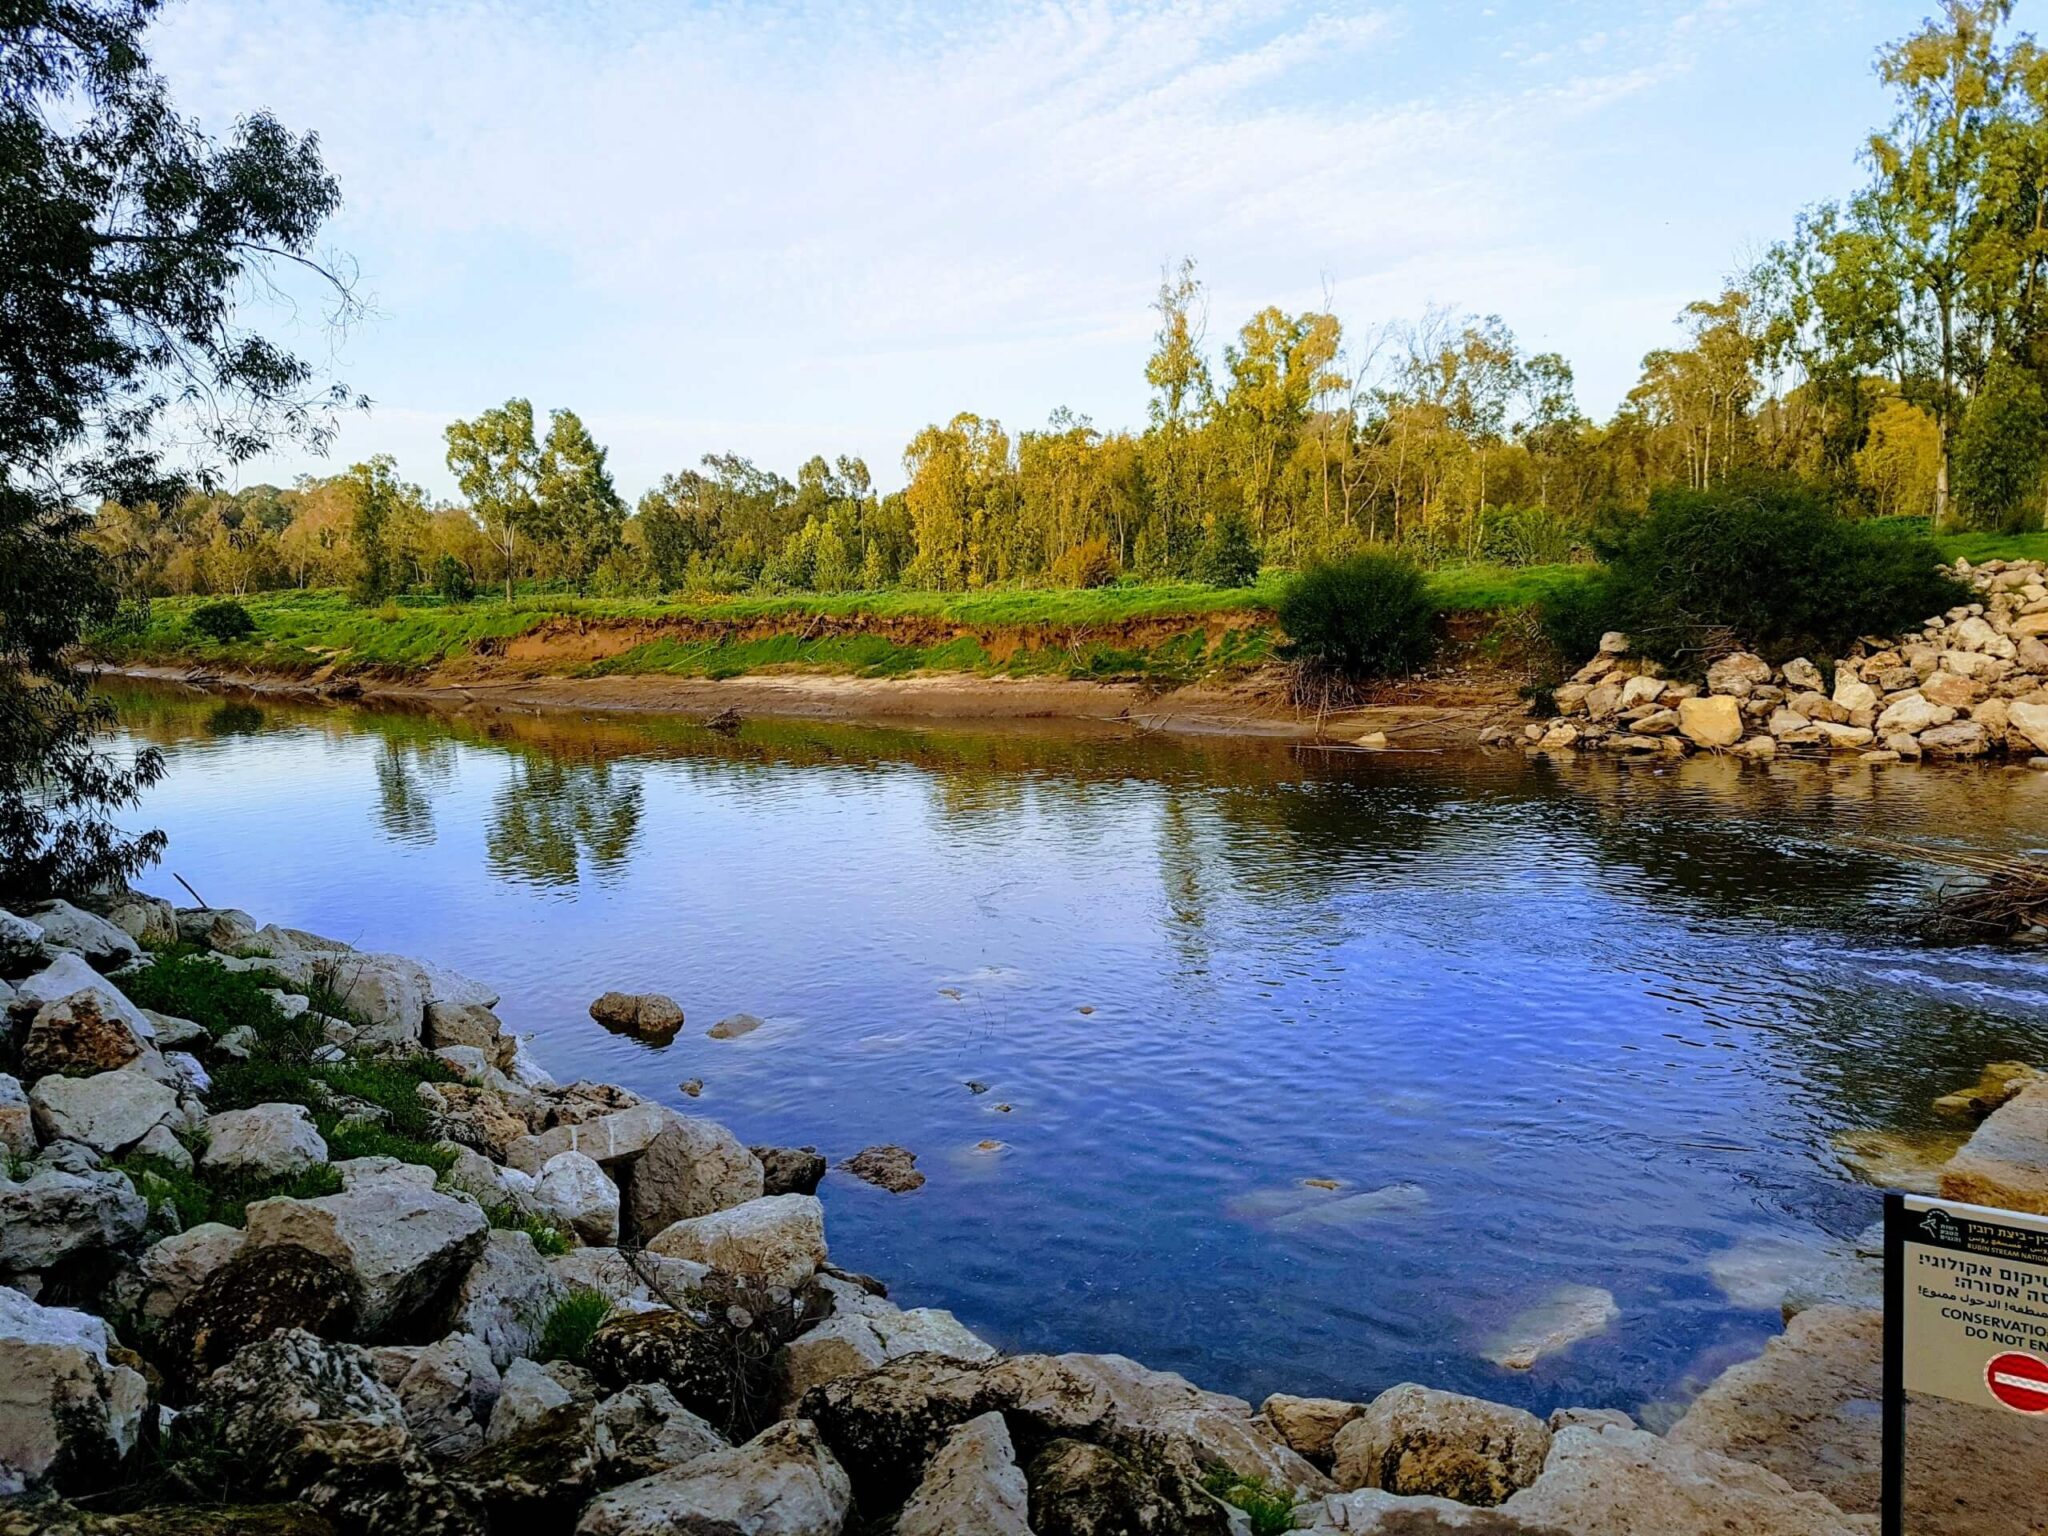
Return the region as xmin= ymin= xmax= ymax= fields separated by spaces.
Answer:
xmin=87 ymin=1 xmax=2048 ymax=605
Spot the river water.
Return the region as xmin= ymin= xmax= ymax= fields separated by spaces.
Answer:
xmin=101 ymin=679 xmax=2048 ymax=1420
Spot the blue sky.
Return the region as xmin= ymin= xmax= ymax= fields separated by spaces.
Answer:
xmin=151 ymin=0 xmax=1960 ymax=500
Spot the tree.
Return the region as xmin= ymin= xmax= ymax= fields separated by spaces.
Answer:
xmin=2 ymin=0 xmax=355 ymax=901
xmin=1954 ymin=352 xmax=2048 ymax=525
xmin=536 ymin=408 xmax=625 ymax=590
xmin=445 ymin=398 xmax=541 ymax=599
xmin=345 ymin=455 xmax=412 ymax=602
xmin=1142 ymin=259 xmax=1214 ymax=571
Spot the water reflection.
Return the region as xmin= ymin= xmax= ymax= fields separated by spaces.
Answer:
xmin=100 ymin=679 xmax=2048 ymax=1413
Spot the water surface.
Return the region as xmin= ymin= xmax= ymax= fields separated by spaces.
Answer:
xmin=104 ymin=681 xmax=2048 ymax=1418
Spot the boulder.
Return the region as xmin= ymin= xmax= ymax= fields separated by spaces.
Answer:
xmin=243 ymin=1180 xmax=488 ymax=1337
xmin=897 ymin=1411 xmax=1034 ymax=1536
xmin=109 ymin=1221 xmax=245 ymax=1329
xmin=2008 ymin=698 xmax=2048 ymax=754
xmin=1331 ymin=1384 xmax=1550 ymax=1506
xmin=489 ymin=1358 xmax=595 ymax=1445
xmin=548 ymin=1247 xmax=711 ymax=1315
xmin=175 ymin=907 xmax=257 ymax=951
xmin=505 ymin=1102 xmax=676 ymax=1175
xmin=1677 ymin=695 xmax=1742 ymax=748
xmin=0 ymin=1075 xmax=33 ymax=1160
xmin=1027 ymin=1437 xmax=1215 ymax=1536
xmin=427 ymin=1083 xmax=530 ymax=1163
xmin=535 ymin=1150 xmax=622 ymax=1246
xmin=28 ymin=1071 xmax=177 ymax=1156
xmin=1920 ymin=669 xmax=1984 ymax=708
xmin=1705 ymin=652 xmax=1772 ymax=697
xmin=441 ymin=1399 xmax=596 ymax=1529
xmin=752 ymin=1145 xmax=826 ymax=1198
xmin=158 ymin=1242 xmax=358 ymax=1389
xmin=1298 ymin=1489 xmax=1566 ymax=1532
xmin=30 ymin=901 xmax=139 ymax=971
xmin=592 ymin=1383 xmax=726 ymax=1484
xmin=0 ymin=1287 xmax=149 ymax=1496
xmin=20 ymin=992 xmax=149 ymax=1077
xmin=1782 ymin=658 xmax=1825 ymax=692
xmin=186 ymin=1329 xmax=406 ymax=1499
xmin=1941 ymin=1077 xmax=2048 ymax=1212
xmin=588 ymin=992 xmax=685 ymax=1040
xmin=644 ymin=1194 xmax=827 ymax=1288
xmin=439 ymin=1143 xmax=539 ymax=1214
xmin=625 ymin=1118 xmax=764 ymax=1240
xmin=398 ymin=1332 xmax=501 ymax=1462
xmin=585 ymin=1279 xmax=828 ymax=1432
xmin=0 ymin=907 xmax=45 ymax=972
xmin=1875 ymin=693 xmax=1952 ymax=735
xmin=424 ymin=1001 xmax=504 ymax=1053
xmin=1502 ymin=1424 xmax=1870 ymax=1536
xmin=575 ymin=1418 xmax=850 ymax=1536
xmin=776 ymin=1281 xmax=994 ymax=1410
xmin=1920 ymin=720 xmax=1989 ymax=757
xmin=442 ymin=1230 xmax=567 ymax=1370
xmin=1262 ymin=1393 xmax=1368 ymax=1463
xmin=103 ymin=894 xmax=177 ymax=951
xmin=838 ymin=1144 xmax=924 ymax=1192
xmin=0 ymin=1168 xmax=147 ymax=1278
xmin=201 ymin=1103 xmax=329 ymax=1179
xmin=1669 ymin=1304 xmax=2048 ymax=1536
xmin=16 ymin=953 xmax=108 ymax=1010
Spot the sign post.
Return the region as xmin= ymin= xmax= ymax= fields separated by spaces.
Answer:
xmin=1882 ymin=1192 xmax=2048 ymax=1536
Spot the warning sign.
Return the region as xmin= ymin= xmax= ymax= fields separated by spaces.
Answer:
xmin=1889 ymin=1195 xmax=2048 ymax=1414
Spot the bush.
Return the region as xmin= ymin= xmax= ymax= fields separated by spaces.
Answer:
xmin=537 ymin=1288 xmax=611 ymax=1365
xmin=1537 ymin=571 xmax=1619 ymax=661
xmin=435 ymin=554 xmax=477 ymax=601
xmin=1193 ymin=509 xmax=1261 ymax=587
xmin=1593 ymin=476 xmax=1967 ymax=666
xmin=1051 ymin=536 xmax=1119 ymax=589
xmin=187 ymin=600 xmax=255 ymax=643
xmin=1275 ymin=551 xmax=1439 ymax=696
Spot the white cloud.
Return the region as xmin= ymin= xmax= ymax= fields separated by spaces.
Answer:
xmin=144 ymin=0 xmax=1879 ymax=495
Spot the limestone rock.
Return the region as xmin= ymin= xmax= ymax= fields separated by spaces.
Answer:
xmin=1669 ymin=1304 xmax=2048 ymax=1536
xmin=777 ymin=1280 xmax=993 ymax=1410
xmin=1504 ymin=1424 xmax=1871 ymax=1536
xmin=625 ymin=1118 xmax=765 ymax=1240
xmin=1261 ymin=1393 xmax=1368 ymax=1464
xmin=489 ymin=1358 xmax=594 ymax=1444
xmin=0 ymin=1168 xmax=147 ymax=1277
xmin=21 ymin=991 xmax=148 ymax=1076
xmin=103 ymin=894 xmax=177 ymax=950
xmin=243 ymin=1180 xmax=489 ymax=1337
xmin=505 ymin=1101 xmax=676 ymax=1175
xmin=753 ymin=1145 xmax=827 ymax=1197
xmin=16 ymin=953 xmax=109 ymax=1010
xmin=548 ymin=1246 xmax=711 ymax=1314
xmin=574 ymin=1418 xmax=851 ymax=1536
xmin=158 ymin=1242 xmax=357 ymax=1389
xmin=2008 ymin=698 xmax=2048 ymax=754
xmin=838 ymin=1144 xmax=924 ymax=1192
xmin=201 ymin=1103 xmax=328 ymax=1179
xmin=535 ymin=1150 xmax=621 ymax=1246
xmin=1782 ymin=658 xmax=1825 ymax=692
xmin=0 ymin=907 xmax=45 ymax=971
xmin=112 ymin=1222 xmax=246 ymax=1328
xmin=898 ymin=1412 xmax=1032 ymax=1536
xmin=175 ymin=907 xmax=257 ymax=951
xmin=0 ymin=1286 xmax=149 ymax=1495
xmin=585 ymin=1280 xmax=828 ymax=1431
xmin=588 ymin=992 xmax=684 ymax=1040
xmin=1705 ymin=652 xmax=1772 ymax=697
xmin=1331 ymin=1384 xmax=1550 ymax=1506
xmin=0 ymin=1075 xmax=34 ymax=1160
xmin=592 ymin=1383 xmax=726 ymax=1484
xmin=1481 ymin=1284 xmax=1618 ymax=1370
xmin=1027 ymin=1436 xmax=1218 ymax=1536
xmin=186 ymin=1328 xmax=405 ymax=1498
xmin=1940 ymin=1077 xmax=2048 ymax=1213
xmin=645 ymin=1194 xmax=827 ymax=1288
xmin=28 ymin=1071 xmax=178 ymax=1156
xmin=398 ymin=1332 xmax=501 ymax=1462
xmin=1677 ymin=694 xmax=1742 ymax=748
xmin=1920 ymin=719 xmax=1989 ymax=757
xmin=425 ymin=1001 xmax=504 ymax=1052
xmin=30 ymin=901 xmax=139 ymax=971
xmin=1297 ymin=1488 xmax=1567 ymax=1533
xmin=1875 ymin=693 xmax=1951 ymax=735
xmin=442 ymin=1230 xmax=567 ymax=1370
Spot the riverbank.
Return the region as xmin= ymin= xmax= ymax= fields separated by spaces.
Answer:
xmin=3 ymin=887 xmax=2045 ymax=1534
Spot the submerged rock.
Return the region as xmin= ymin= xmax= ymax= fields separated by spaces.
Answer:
xmin=706 ymin=1013 xmax=763 ymax=1040
xmin=1481 ymin=1284 xmax=1618 ymax=1370
xmin=837 ymin=1144 xmax=924 ymax=1193
xmin=588 ymin=992 xmax=684 ymax=1041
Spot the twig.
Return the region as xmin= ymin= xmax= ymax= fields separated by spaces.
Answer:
xmin=172 ymin=872 xmax=209 ymax=909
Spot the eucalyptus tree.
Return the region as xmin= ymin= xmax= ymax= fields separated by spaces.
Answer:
xmin=445 ymin=399 xmax=541 ymax=599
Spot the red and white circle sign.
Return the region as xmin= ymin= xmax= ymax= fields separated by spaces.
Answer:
xmin=1986 ymin=1351 xmax=2048 ymax=1413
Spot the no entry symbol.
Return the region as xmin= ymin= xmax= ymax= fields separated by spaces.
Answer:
xmin=1986 ymin=1351 xmax=2048 ymax=1414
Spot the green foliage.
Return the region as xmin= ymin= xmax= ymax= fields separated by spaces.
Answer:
xmin=483 ymin=1202 xmax=572 ymax=1256
xmin=187 ymin=600 xmax=257 ymax=643
xmin=1537 ymin=571 xmax=1619 ymax=661
xmin=122 ymin=950 xmax=306 ymax=1040
xmin=1193 ymin=508 xmax=1261 ymax=587
xmin=115 ymin=1151 xmax=342 ymax=1230
xmin=1202 ymin=1472 xmax=1298 ymax=1536
xmin=536 ymin=1288 xmax=612 ymax=1366
xmin=1953 ymin=356 xmax=2048 ymax=531
xmin=435 ymin=554 xmax=477 ymax=601
xmin=1276 ymin=551 xmax=1440 ymax=688
xmin=1593 ymin=477 xmax=1968 ymax=665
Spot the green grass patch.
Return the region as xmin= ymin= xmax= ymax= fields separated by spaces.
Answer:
xmin=1202 ymin=1472 xmax=1299 ymax=1536
xmin=113 ymin=1151 xmax=343 ymax=1230
xmin=120 ymin=949 xmax=304 ymax=1040
xmin=536 ymin=1288 xmax=611 ymax=1365
xmin=480 ymin=1201 xmax=572 ymax=1255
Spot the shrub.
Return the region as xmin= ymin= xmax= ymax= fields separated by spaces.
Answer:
xmin=187 ymin=600 xmax=255 ymax=643
xmin=1051 ymin=537 xmax=1119 ymax=589
xmin=435 ymin=554 xmax=477 ymax=601
xmin=1275 ymin=551 xmax=1439 ymax=697
xmin=536 ymin=1288 xmax=612 ymax=1365
xmin=1536 ymin=570 xmax=1619 ymax=661
xmin=1203 ymin=1473 xmax=1298 ymax=1536
xmin=1193 ymin=509 xmax=1262 ymax=588
xmin=1593 ymin=476 xmax=1967 ymax=666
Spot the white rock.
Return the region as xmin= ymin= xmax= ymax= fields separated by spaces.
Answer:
xmin=28 ymin=1070 xmax=178 ymax=1155
xmin=115 ymin=1223 xmax=246 ymax=1326
xmin=16 ymin=953 xmax=115 ymax=1010
xmin=593 ymin=1383 xmax=726 ymax=1482
xmin=547 ymin=1247 xmax=711 ymax=1314
xmin=1875 ymin=693 xmax=1952 ymax=735
xmin=201 ymin=1103 xmax=328 ymax=1179
xmin=535 ymin=1150 xmax=621 ymax=1246
xmin=575 ymin=1418 xmax=851 ymax=1536
xmin=0 ymin=1285 xmax=149 ymax=1495
xmin=243 ymin=1181 xmax=489 ymax=1335
xmin=898 ymin=1411 xmax=1032 ymax=1536
xmin=0 ymin=908 xmax=46 ymax=969
xmin=29 ymin=900 xmax=139 ymax=970
xmin=505 ymin=1102 xmax=676 ymax=1175
xmin=446 ymin=1230 xmax=568 ymax=1370
xmin=1832 ymin=675 xmax=1878 ymax=713
xmin=0 ymin=1169 xmax=148 ymax=1276
xmin=398 ymin=1331 xmax=501 ymax=1461
xmin=489 ymin=1357 xmax=585 ymax=1443
xmin=644 ymin=1194 xmax=827 ymax=1288
xmin=1332 ymin=1383 xmax=1550 ymax=1504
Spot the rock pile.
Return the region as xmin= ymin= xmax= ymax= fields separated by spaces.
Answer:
xmin=1 ymin=890 xmax=2023 ymax=1535
xmin=1487 ymin=556 xmax=2048 ymax=764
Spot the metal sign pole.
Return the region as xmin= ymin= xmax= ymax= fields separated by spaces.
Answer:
xmin=1881 ymin=1190 xmax=1904 ymax=1536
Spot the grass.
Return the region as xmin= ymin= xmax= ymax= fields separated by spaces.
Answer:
xmin=114 ymin=1151 xmax=343 ymax=1230
xmin=1202 ymin=1472 xmax=1299 ymax=1536
xmin=536 ymin=1287 xmax=611 ymax=1365
xmin=481 ymin=1201 xmax=573 ymax=1255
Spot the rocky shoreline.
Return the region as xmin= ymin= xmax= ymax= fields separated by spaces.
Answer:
xmin=1485 ymin=556 xmax=2048 ymax=765
xmin=2 ymin=891 xmax=2044 ymax=1534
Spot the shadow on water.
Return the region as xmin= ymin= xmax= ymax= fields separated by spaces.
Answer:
xmin=98 ymin=678 xmax=2048 ymax=1412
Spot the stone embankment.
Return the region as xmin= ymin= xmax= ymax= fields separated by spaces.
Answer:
xmin=1 ymin=892 xmax=2042 ymax=1534
xmin=1485 ymin=556 xmax=2048 ymax=764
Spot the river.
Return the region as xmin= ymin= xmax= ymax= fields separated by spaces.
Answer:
xmin=100 ymin=678 xmax=2048 ymax=1421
